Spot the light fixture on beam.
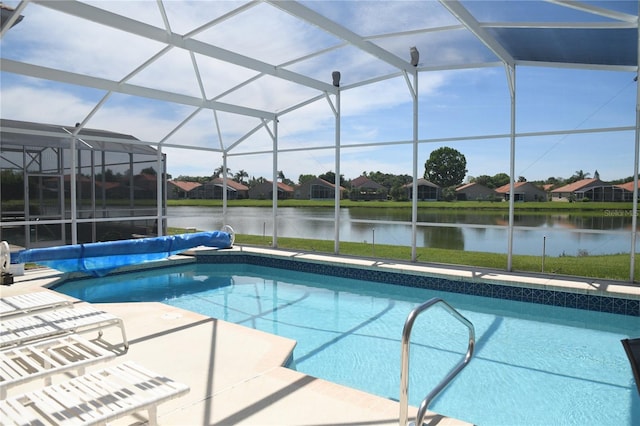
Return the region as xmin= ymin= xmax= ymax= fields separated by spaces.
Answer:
xmin=332 ymin=71 xmax=341 ymax=87
xmin=410 ymin=46 xmax=419 ymax=67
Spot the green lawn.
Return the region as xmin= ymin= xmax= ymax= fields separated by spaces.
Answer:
xmin=165 ymin=200 xmax=639 ymax=282
xmin=231 ymin=233 xmax=639 ymax=282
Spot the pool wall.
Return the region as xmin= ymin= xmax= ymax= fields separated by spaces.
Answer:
xmin=197 ymin=250 xmax=640 ymax=317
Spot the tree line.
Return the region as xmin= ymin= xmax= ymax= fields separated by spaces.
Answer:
xmin=172 ymin=147 xmax=636 ymax=200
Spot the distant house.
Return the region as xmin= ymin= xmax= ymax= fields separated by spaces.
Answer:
xmin=248 ymin=181 xmax=294 ymax=200
xmin=95 ymin=180 xmax=124 ymax=198
xmin=203 ymin=178 xmax=249 ymax=200
xmin=615 ymin=181 xmax=636 ymax=202
xmin=58 ymin=174 xmax=94 ymax=199
xmin=132 ymin=173 xmax=158 ymax=199
xmin=167 ymin=180 xmax=202 ymax=199
xmin=403 ymin=179 xmax=440 ymax=201
xmin=495 ymin=181 xmax=547 ymax=202
xmin=295 ymin=178 xmax=345 ymax=200
xmin=350 ymin=176 xmax=387 ymax=201
xmin=551 ymin=178 xmax=630 ymax=202
xmin=455 ymin=182 xmax=497 ymax=201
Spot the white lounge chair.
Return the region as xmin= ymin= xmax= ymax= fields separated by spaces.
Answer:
xmin=0 ymin=361 xmax=190 ymax=425
xmin=0 ymin=305 xmax=128 ymax=351
xmin=0 ymin=292 xmax=73 ymax=319
xmin=0 ymin=334 xmax=116 ymax=398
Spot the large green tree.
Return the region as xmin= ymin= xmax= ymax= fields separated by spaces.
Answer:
xmin=491 ymin=173 xmax=510 ymax=188
xmin=298 ymin=174 xmax=316 ymax=185
xmin=424 ymin=147 xmax=467 ymax=187
xmin=471 ymin=174 xmax=493 ymax=187
xmin=470 ymin=172 xmax=510 ymax=188
xmin=366 ymin=171 xmax=412 ymax=190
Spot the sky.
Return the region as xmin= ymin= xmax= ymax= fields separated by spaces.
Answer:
xmin=1 ymin=0 xmax=637 ymax=184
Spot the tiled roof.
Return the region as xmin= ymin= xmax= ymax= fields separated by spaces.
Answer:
xmin=135 ymin=173 xmax=157 ymax=181
xmin=456 ymin=182 xmax=494 ymax=192
xmin=94 ymin=181 xmax=121 ymax=190
xmin=351 ymin=176 xmax=368 ymax=187
xmin=261 ymin=180 xmax=295 ymax=192
xmin=169 ymin=180 xmax=202 ymax=192
xmin=212 ymin=178 xmax=249 ymax=191
xmin=550 ymin=178 xmax=599 ymax=193
xmin=403 ymin=178 xmax=439 ymax=188
xmin=456 ymin=182 xmax=475 ymax=191
xmin=616 ymin=181 xmax=636 ymax=192
xmin=312 ymin=178 xmax=345 ymax=191
xmin=276 ymin=182 xmax=294 ymax=192
xmin=495 ymin=181 xmax=530 ymax=193
xmin=351 ymin=176 xmax=385 ymax=189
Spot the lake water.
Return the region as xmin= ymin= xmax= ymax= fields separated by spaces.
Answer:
xmin=167 ymin=206 xmax=638 ymax=257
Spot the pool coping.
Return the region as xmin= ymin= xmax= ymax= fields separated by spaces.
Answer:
xmin=193 ymin=245 xmax=640 ymax=317
xmin=45 ymin=244 xmax=640 ymax=316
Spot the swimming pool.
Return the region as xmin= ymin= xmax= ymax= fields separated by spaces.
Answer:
xmin=54 ymin=262 xmax=640 ymax=425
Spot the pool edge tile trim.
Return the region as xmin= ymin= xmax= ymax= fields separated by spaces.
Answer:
xmin=196 ymin=248 xmax=640 ymax=317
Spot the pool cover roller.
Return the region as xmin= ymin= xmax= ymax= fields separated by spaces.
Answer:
xmin=11 ymin=230 xmax=233 ymax=277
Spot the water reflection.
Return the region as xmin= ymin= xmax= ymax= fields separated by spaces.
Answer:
xmin=168 ymin=206 xmax=638 ymax=257
xmin=422 ymin=226 xmax=464 ymax=251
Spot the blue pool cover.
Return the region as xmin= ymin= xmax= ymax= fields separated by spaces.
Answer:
xmin=11 ymin=231 xmax=232 ymax=276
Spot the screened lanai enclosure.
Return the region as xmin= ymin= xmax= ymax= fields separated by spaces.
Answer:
xmin=1 ymin=1 xmax=639 ymax=280
xmin=1 ymin=119 xmax=165 ymax=247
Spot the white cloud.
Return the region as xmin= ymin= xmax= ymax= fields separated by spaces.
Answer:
xmin=7 ymin=3 xmax=163 ymax=81
xmin=1 ymin=84 xmax=94 ymax=126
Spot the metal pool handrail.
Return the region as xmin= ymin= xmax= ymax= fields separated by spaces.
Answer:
xmin=399 ymin=297 xmax=475 ymax=426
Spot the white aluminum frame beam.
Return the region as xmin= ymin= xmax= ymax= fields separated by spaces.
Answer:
xmin=0 ymin=59 xmax=274 ymax=120
xmin=268 ymin=0 xmax=416 ymax=73
xmin=439 ymin=0 xmax=515 ymax=66
xmin=630 ymin=21 xmax=640 ymax=282
xmin=546 ymin=0 xmax=638 ymax=23
xmin=33 ymin=0 xmax=337 ymax=95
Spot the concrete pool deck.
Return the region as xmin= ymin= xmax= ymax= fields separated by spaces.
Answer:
xmin=2 ymin=245 xmax=639 ymax=425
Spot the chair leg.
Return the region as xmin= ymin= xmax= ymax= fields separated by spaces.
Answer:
xmin=148 ymin=405 xmax=158 ymax=426
xmin=119 ymin=321 xmax=129 ymax=351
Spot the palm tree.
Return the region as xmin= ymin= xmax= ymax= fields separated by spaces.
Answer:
xmin=573 ymin=170 xmax=590 ymax=180
xmin=570 ymin=169 xmax=590 ymax=183
xmin=234 ymin=169 xmax=248 ymax=185
xmin=277 ymin=170 xmax=294 ymax=186
xmin=212 ymin=165 xmax=231 ymax=178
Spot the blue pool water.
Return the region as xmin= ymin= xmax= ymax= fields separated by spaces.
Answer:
xmin=55 ymin=263 xmax=640 ymax=425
